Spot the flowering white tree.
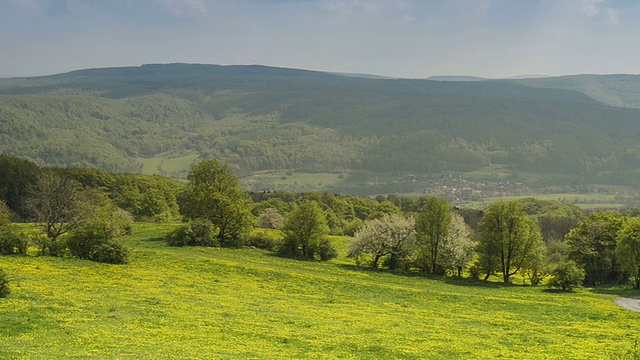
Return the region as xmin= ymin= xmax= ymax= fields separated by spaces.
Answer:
xmin=348 ymin=214 xmax=415 ymax=269
xmin=438 ymin=213 xmax=475 ymax=277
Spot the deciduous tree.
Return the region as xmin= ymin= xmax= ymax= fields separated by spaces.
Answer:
xmin=348 ymin=214 xmax=415 ymax=269
xmin=616 ymin=217 xmax=640 ymax=289
xmin=415 ymin=196 xmax=452 ymax=274
xmin=566 ymin=211 xmax=623 ymax=286
xmin=26 ymin=172 xmax=90 ymax=255
xmin=438 ymin=213 xmax=475 ymax=277
xmin=279 ymin=201 xmax=332 ymax=260
xmin=180 ymin=159 xmax=254 ymax=247
xmin=478 ymin=200 xmax=545 ymax=284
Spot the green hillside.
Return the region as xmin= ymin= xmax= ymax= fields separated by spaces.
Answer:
xmin=2 ymin=64 xmax=640 ymax=192
xmin=0 ymin=223 xmax=638 ymax=359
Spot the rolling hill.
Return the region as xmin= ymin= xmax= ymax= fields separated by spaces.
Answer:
xmin=1 ymin=64 xmax=640 ymax=193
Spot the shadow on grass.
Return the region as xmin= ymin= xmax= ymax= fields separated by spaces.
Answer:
xmin=589 ymin=285 xmax=640 ymax=297
xmin=143 ymin=236 xmax=167 ymax=242
xmin=334 ymin=263 xmax=521 ymax=288
xmin=542 ymin=288 xmax=576 ymax=294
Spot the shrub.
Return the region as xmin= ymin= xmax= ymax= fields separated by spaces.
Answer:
xmin=167 ymin=219 xmax=220 ymax=247
xmin=0 ymin=229 xmax=28 ymax=255
xmin=547 ymin=261 xmax=585 ymax=291
xmin=66 ymin=226 xmax=109 ymax=260
xmin=246 ymin=230 xmax=283 ymax=251
xmin=317 ymin=238 xmax=338 ymax=261
xmin=89 ymin=241 xmax=130 ymax=264
xmin=0 ymin=269 xmax=10 ymax=298
xmin=66 ymin=226 xmax=130 ymax=264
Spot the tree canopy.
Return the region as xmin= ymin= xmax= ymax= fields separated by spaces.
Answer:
xmin=478 ymin=200 xmax=545 ymax=284
xmin=180 ymin=159 xmax=254 ymax=247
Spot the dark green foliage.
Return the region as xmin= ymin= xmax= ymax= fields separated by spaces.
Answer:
xmin=66 ymin=226 xmax=130 ymax=264
xmin=0 ymin=229 xmax=28 ymax=255
xmin=246 ymin=230 xmax=283 ymax=251
xmin=517 ymin=198 xmax=585 ymax=243
xmin=0 ymin=155 xmax=41 ymax=219
xmin=166 ymin=220 xmax=220 ymax=247
xmin=88 ymin=241 xmax=130 ymax=264
xmin=5 ymin=65 xmax=640 ymax=190
xmin=566 ymin=211 xmax=624 ymax=286
xmin=547 ymin=261 xmax=585 ymax=291
xmin=0 ymin=269 xmax=9 ymax=298
xmin=280 ymin=201 xmax=333 ymax=260
xmin=66 ymin=226 xmax=110 ymax=260
xmin=317 ymin=238 xmax=338 ymax=261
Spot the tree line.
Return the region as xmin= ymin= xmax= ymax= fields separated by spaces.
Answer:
xmin=2 ymin=154 xmax=640 ymax=296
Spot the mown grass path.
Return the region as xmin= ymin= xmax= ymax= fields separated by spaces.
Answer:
xmin=1 ymin=224 xmax=639 ymax=359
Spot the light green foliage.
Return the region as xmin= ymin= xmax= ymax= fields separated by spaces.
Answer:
xmin=348 ymin=214 xmax=415 ymax=269
xmin=478 ymin=200 xmax=546 ymax=284
xmin=566 ymin=211 xmax=624 ymax=286
xmin=548 ymin=261 xmax=586 ymax=291
xmin=181 ymin=159 xmax=254 ymax=247
xmin=438 ymin=213 xmax=475 ymax=277
xmin=0 ymin=223 xmax=638 ymax=358
xmin=415 ymin=196 xmax=452 ymax=274
xmin=616 ymin=217 xmax=640 ymax=289
xmin=280 ymin=201 xmax=332 ymax=260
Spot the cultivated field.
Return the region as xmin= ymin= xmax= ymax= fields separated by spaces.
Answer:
xmin=1 ymin=224 xmax=638 ymax=359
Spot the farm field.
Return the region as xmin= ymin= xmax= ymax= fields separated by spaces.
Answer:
xmin=1 ymin=224 xmax=639 ymax=359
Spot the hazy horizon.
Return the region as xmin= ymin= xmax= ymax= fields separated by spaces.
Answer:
xmin=2 ymin=0 xmax=640 ymax=79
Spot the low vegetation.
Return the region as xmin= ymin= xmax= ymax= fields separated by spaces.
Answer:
xmin=0 ymin=223 xmax=639 ymax=359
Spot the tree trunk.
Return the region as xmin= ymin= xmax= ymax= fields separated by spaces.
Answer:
xmin=372 ymin=255 xmax=381 ymax=269
xmin=503 ymin=273 xmax=510 ymax=284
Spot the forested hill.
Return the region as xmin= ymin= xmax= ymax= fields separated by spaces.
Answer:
xmin=2 ymin=63 xmax=640 ymax=189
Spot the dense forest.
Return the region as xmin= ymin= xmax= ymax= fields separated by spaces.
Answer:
xmin=3 ymin=64 xmax=640 ymax=190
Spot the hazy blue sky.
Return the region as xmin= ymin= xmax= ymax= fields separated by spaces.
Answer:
xmin=2 ymin=0 xmax=639 ymax=78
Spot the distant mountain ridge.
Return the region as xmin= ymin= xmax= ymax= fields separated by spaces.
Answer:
xmin=2 ymin=63 xmax=640 ymax=191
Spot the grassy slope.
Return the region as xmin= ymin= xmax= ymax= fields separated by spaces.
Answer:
xmin=1 ymin=224 xmax=639 ymax=359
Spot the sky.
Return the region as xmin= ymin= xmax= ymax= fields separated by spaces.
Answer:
xmin=1 ymin=0 xmax=640 ymax=78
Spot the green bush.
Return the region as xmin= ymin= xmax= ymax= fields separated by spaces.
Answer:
xmin=547 ymin=261 xmax=585 ymax=291
xmin=317 ymin=238 xmax=338 ymax=261
xmin=66 ymin=226 xmax=130 ymax=264
xmin=167 ymin=219 xmax=220 ymax=247
xmin=0 ymin=269 xmax=10 ymax=298
xmin=0 ymin=229 xmax=28 ymax=255
xmin=66 ymin=227 xmax=108 ymax=260
xmin=89 ymin=241 xmax=130 ymax=264
xmin=247 ymin=230 xmax=283 ymax=251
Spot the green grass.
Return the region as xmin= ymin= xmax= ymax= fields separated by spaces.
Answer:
xmin=1 ymin=224 xmax=639 ymax=359
xmin=138 ymin=151 xmax=198 ymax=178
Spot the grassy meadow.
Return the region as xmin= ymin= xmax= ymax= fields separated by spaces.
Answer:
xmin=1 ymin=223 xmax=639 ymax=359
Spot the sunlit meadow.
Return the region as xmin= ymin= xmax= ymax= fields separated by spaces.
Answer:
xmin=1 ymin=223 xmax=638 ymax=359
